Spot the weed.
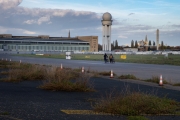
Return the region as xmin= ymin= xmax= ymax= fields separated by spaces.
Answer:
xmin=39 ymin=67 xmax=94 ymax=92
xmin=173 ymin=83 xmax=180 ymax=86
xmin=145 ymin=76 xmax=168 ymax=84
xmin=118 ymin=74 xmax=138 ymax=79
xmin=4 ymin=63 xmax=46 ymax=82
xmin=127 ymin=116 xmax=149 ymax=120
xmin=98 ymin=71 xmax=116 ymax=76
xmin=0 ymin=71 xmax=9 ymax=75
xmin=1 ymin=111 xmax=9 ymax=115
xmin=93 ymin=90 xmax=179 ymax=115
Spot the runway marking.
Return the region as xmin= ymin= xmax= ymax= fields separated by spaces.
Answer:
xmin=61 ymin=110 xmax=111 ymax=115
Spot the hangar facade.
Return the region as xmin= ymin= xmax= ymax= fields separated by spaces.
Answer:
xmin=0 ymin=34 xmax=98 ymax=52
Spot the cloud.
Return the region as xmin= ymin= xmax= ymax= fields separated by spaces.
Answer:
xmin=0 ymin=26 xmax=37 ymax=35
xmin=0 ymin=0 xmax=22 ymax=9
xmin=171 ymin=24 xmax=180 ymax=28
xmin=23 ymin=30 xmax=36 ymax=35
xmin=23 ymin=20 xmax=36 ymax=25
xmin=128 ymin=13 xmax=135 ymax=16
xmin=118 ymin=35 xmax=128 ymax=38
xmin=0 ymin=3 xmax=101 ymax=36
xmin=24 ymin=16 xmax=51 ymax=25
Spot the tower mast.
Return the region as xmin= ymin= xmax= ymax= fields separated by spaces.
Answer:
xmin=101 ymin=12 xmax=113 ymax=51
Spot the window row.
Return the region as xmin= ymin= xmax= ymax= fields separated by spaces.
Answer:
xmin=6 ymin=45 xmax=89 ymax=51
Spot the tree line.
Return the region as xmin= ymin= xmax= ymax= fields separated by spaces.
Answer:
xmin=98 ymin=40 xmax=179 ymax=51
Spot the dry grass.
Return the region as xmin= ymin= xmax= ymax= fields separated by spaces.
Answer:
xmin=173 ymin=83 xmax=180 ymax=86
xmin=1 ymin=60 xmax=179 ymax=93
xmin=39 ymin=67 xmax=95 ymax=92
xmin=4 ymin=63 xmax=46 ymax=82
xmin=98 ymin=71 xmax=116 ymax=76
xmin=127 ymin=116 xmax=149 ymax=120
xmin=93 ymin=89 xmax=180 ymax=115
xmin=0 ymin=71 xmax=9 ymax=75
xmin=144 ymin=76 xmax=169 ymax=84
xmin=0 ymin=61 xmax=95 ymax=92
xmin=118 ymin=74 xmax=138 ymax=80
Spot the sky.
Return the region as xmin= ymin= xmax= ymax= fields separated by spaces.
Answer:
xmin=0 ymin=0 xmax=180 ymax=46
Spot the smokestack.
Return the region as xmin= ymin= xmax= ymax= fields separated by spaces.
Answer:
xmin=156 ymin=29 xmax=159 ymax=50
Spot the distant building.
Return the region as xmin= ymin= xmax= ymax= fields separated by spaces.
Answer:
xmin=0 ymin=33 xmax=98 ymax=52
xmin=137 ymin=35 xmax=149 ymax=51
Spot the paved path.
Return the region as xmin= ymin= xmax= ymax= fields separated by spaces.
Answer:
xmin=1 ymin=54 xmax=180 ymax=83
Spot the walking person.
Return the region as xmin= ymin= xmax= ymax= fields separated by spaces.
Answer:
xmin=104 ymin=53 xmax=108 ymax=63
xmin=109 ymin=54 xmax=113 ymax=63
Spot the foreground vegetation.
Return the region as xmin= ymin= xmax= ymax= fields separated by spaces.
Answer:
xmin=39 ymin=67 xmax=94 ymax=92
xmin=93 ymin=91 xmax=180 ymax=116
xmin=1 ymin=60 xmax=180 ymax=117
xmin=16 ymin=54 xmax=180 ymax=66
xmin=0 ymin=61 xmax=94 ymax=92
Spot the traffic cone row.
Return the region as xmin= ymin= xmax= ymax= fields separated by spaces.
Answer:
xmin=0 ymin=59 xmax=166 ymax=85
xmin=1 ymin=58 xmax=12 ymax=62
xmin=159 ymin=75 xmax=163 ymax=86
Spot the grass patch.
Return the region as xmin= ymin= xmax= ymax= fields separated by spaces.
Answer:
xmin=0 ymin=61 xmax=95 ymax=92
xmin=39 ymin=67 xmax=94 ymax=92
xmin=0 ymin=111 xmax=10 ymax=115
xmin=3 ymin=63 xmax=47 ymax=82
xmin=93 ymin=91 xmax=180 ymax=115
xmin=144 ymin=76 xmax=169 ymax=84
xmin=118 ymin=74 xmax=138 ymax=79
xmin=173 ymin=83 xmax=180 ymax=86
xmin=0 ymin=71 xmax=9 ymax=75
xmin=16 ymin=54 xmax=180 ymax=66
xmin=98 ymin=71 xmax=116 ymax=76
xmin=127 ymin=116 xmax=149 ymax=120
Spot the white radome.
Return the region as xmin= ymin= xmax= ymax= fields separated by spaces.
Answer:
xmin=102 ymin=12 xmax=112 ymax=21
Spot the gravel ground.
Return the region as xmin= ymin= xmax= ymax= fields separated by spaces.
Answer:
xmin=0 ymin=76 xmax=180 ymax=120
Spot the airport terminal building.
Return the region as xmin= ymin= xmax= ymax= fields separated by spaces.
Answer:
xmin=0 ymin=34 xmax=98 ymax=52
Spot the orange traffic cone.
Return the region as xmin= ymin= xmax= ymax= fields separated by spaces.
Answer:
xmin=60 ymin=64 xmax=63 ymax=69
xmin=159 ymin=75 xmax=163 ymax=86
xmin=10 ymin=59 xmax=11 ymax=62
xmin=82 ymin=67 xmax=85 ymax=73
xmin=110 ymin=70 xmax=114 ymax=78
